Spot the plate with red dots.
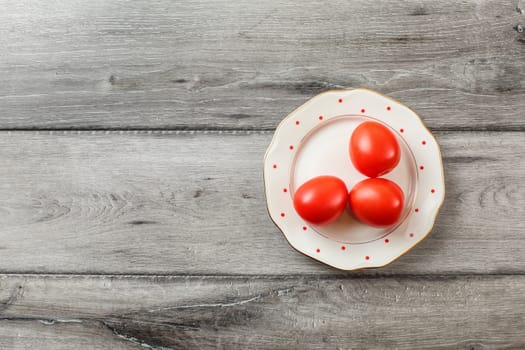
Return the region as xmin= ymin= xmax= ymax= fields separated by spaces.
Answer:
xmin=263 ymin=88 xmax=445 ymax=270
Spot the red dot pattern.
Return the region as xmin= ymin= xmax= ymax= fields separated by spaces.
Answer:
xmin=272 ymin=102 xmax=435 ymax=259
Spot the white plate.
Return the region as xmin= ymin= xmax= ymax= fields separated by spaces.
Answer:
xmin=264 ymin=89 xmax=445 ymax=270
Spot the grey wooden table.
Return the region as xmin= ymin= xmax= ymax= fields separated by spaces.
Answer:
xmin=0 ymin=1 xmax=524 ymax=349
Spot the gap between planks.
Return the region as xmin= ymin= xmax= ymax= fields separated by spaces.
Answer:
xmin=0 ymin=272 xmax=523 ymax=279
xmin=0 ymin=128 xmax=523 ymax=135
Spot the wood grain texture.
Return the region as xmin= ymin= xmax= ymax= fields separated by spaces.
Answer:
xmin=0 ymin=274 xmax=523 ymax=349
xmin=0 ymin=130 xmax=522 ymax=275
xmin=0 ymin=0 xmax=524 ymax=130
xmin=0 ymin=321 xmax=142 ymax=350
xmin=1 ymin=1 xmax=524 ymax=347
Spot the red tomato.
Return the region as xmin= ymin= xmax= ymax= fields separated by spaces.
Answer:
xmin=293 ymin=176 xmax=348 ymax=225
xmin=350 ymin=121 xmax=400 ymax=177
xmin=348 ymin=178 xmax=404 ymax=227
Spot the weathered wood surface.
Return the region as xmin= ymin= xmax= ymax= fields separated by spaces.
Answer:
xmin=0 ymin=274 xmax=523 ymax=349
xmin=0 ymin=321 xmax=141 ymax=350
xmin=0 ymin=131 xmax=522 ymax=275
xmin=0 ymin=0 xmax=524 ymax=130
xmin=1 ymin=0 xmax=524 ymax=348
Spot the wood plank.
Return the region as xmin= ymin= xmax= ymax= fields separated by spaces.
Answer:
xmin=0 ymin=130 xmax=522 ymax=275
xmin=0 ymin=274 xmax=523 ymax=349
xmin=0 ymin=0 xmax=523 ymax=130
xmin=0 ymin=321 xmax=142 ymax=350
